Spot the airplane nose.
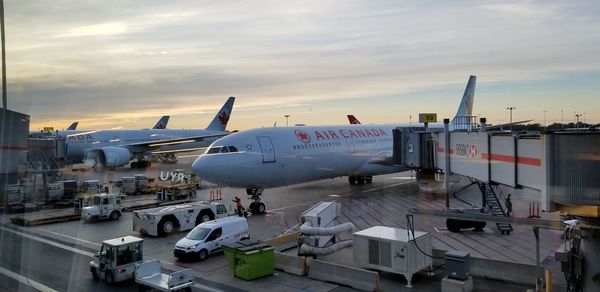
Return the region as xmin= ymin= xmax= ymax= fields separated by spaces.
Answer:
xmin=191 ymin=155 xmax=210 ymax=178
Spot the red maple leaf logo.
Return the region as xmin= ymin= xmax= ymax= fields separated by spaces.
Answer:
xmin=295 ymin=130 xmax=310 ymax=143
xmin=218 ymin=111 xmax=230 ymax=125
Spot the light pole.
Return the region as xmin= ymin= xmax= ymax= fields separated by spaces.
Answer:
xmin=561 ymin=109 xmax=564 ymax=130
xmin=542 ymin=110 xmax=547 ymax=128
xmin=506 ymin=106 xmax=516 ymax=131
xmin=284 ymin=115 xmax=290 ymax=126
xmin=575 ymin=114 xmax=581 ymax=128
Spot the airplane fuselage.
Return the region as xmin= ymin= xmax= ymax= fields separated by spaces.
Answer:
xmin=192 ymin=125 xmax=417 ymax=188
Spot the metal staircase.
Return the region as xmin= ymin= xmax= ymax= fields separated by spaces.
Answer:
xmin=27 ymin=151 xmax=61 ymax=173
xmin=478 ymin=183 xmax=513 ymax=235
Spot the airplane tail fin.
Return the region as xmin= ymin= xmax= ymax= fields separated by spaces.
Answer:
xmin=153 ymin=116 xmax=170 ymax=129
xmin=347 ymin=115 xmax=361 ymax=124
xmin=67 ymin=122 xmax=78 ymax=130
xmin=206 ymin=96 xmax=235 ymax=131
xmin=451 ymin=75 xmax=476 ymax=123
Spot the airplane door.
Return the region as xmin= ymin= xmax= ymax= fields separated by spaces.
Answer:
xmin=256 ymin=136 xmax=276 ymax=163
xmin=346 ymin=140 xmax=356 ymax=153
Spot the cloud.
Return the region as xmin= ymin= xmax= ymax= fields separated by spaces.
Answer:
xmin=5 ymin=0 xmax=600 ymax=129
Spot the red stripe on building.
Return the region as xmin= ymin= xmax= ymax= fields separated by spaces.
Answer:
xmin=481 ymin=153 xmax=541 ymax=167
xmin=0 ymin=146 xmax=29 ymax=151
xmin=517 ymin=156 xmax=541 ymax=167
xmin=436 ymin=147 xmax=454 ymax=154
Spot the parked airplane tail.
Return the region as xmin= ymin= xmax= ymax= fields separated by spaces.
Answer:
xmin=153 ymin=116 xmax=170 ymax=129
xmin=451 ymin=75 xmax=476 ymax=123
xmin=67 ymin=122 xmax=78 ymax=130
xmin=347 ymin=115 xmax=361 ymax=124
xmin=206 ymin=96 xmax=235 ymax=131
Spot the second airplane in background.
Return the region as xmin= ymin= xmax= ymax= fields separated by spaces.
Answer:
xmin=192 ymin=76 xmax=476 ymax=213
xmin=64 ymin=97 xmax=235 ymax=169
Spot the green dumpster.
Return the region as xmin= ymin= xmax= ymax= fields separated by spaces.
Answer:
xmin=222 ymin=240 xmax=274 ymax=280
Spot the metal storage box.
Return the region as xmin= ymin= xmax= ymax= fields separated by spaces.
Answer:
xmin=301 ymin=201 xmax=341 ymax=247
xmin=353 ymin=226 xmax=432 ymax=288
xmin=47 ymin=182 xmax=64 ymax=201
xmin=121 ymin=176 xmax=135 ymax=193
xmin=82 ymin=180 xmax=102 ymax=194
xmin=445 ymin=250 xmax=470 ymax=281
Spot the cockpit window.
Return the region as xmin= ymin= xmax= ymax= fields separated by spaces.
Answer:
xmin=206 ymin=146 xmax=238 ymax=154
xmin=206 ymin=146 xmax=222 ymax=154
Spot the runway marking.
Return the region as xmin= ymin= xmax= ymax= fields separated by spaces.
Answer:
xmin=361 ymin=188 xmax=378 ymax=193
xmin=193 ymin=283 xmax=225 ymax=292
xmin=37 ymin=228 xmax=101 ymax=247
xmin=270 ymin=180 xmax=416 ymax=212
xmin=0 ymin=265 xmax=59 ymax=292
xmin=361 ymin=181 xmax=415 ymax=193
xmin=0 ymin=226 xmax=95 ymax=258
xmin=269 ymin=202 xmax=312 ymax=212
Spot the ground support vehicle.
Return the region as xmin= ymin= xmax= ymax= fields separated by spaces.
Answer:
xmin=133 ymin=201 xmax=228 ymax=236
xmin=82 ymin=193 xmax=123 ymax=222
xmin=135 ymin=260 xmax=194 ymax=292
xmin=174 ymin=216 xmax=249 ymax=261
xmin=89 ymin=236 xmax=144 ymax=284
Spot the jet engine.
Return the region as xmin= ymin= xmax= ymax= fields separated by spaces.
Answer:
xmin=84 ymin=147 xmax=132 ymax=168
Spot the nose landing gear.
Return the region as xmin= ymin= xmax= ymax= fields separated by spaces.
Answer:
xmin=246 ymin=188 xmax=266 ymax=215
xmin=348 ymin=176 xmax=373 ymax=185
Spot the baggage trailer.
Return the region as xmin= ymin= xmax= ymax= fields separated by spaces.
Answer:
xmin=133 ymin=201 xmax=229 ymax=236
xmin=135 ymin=260 xmax=194 ymax=292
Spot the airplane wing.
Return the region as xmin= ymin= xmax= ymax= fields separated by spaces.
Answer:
xmin=123 ymin=133 xmax=230 ymax=153
xmin=486 ymin=120 xmax=533 ymax=130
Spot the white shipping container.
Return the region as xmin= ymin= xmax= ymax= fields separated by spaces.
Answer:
xmin=353 ymin=226 xmax=432 ymax=288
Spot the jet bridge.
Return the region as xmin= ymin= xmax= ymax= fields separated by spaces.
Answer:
xmin=394 ymin=118 xmax=600 ymax=291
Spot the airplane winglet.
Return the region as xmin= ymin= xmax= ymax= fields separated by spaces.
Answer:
xmin=206 ymin=96 xmax=235 ymax=131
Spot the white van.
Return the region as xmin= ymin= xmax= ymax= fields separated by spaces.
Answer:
xmin=173 ymin=216 xmax=249 ymax=260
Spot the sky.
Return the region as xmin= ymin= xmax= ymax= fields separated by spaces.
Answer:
xmin=4 ymin=0 xmax=600 ymax=131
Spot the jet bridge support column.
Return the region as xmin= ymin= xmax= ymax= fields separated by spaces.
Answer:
xmin=444 ymin=118 xmax=450 ymax=209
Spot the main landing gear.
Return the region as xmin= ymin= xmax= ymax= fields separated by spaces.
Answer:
xmin=158 ymin=153 xmax=177 ymax=164
xmin=246 ymin=188 xmax=266 ymax=215
xmin=130 ymin=160 xmax=151 ymax=168
xmin=348 ymin=176 xmax=373 ymax=185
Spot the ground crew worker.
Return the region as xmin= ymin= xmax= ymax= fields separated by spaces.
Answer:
xmin=233 ymin=196 xmax=244 ymax=216
xmin=505 ymin=193 xmax=513 ymax=217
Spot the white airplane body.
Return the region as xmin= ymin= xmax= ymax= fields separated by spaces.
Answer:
xmin=61 ymin=97 xmax=235 ymax=168
xmin=192 ymin=76 xmax=476 ymax=191
xmin=193 ymin=125 xmax=404 ymax=188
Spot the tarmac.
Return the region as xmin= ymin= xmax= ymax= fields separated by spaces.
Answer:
xmin=0 ymin=153 xmax=566 ymax=291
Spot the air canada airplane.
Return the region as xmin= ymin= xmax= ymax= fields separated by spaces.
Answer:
xmin=192 ymin=76 xmax=476 ymax=213
xmin=63 ymin=97 xmax=235 ymax=168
